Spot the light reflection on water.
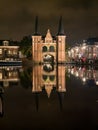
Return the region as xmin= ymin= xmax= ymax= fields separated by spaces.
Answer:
xmin=0 ymin=65 xmax=98 ymax=129
xmin=67 ymin=65 xmax=98 ymax=87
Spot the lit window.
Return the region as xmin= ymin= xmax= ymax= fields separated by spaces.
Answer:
xmin=8 ymin=50 xmax=11 ymax=54
xmin=0 ymin=49 xmax=2 ymax=54
xmin=8 ymin=72 xmax=12 ymax=77
xmin=13 ymin=51 xmax=17 ymax=55
xmin=0 ymin=73 xmax=2 ymax=79
xmin=59 ymin=85 xmax=62 ymax=89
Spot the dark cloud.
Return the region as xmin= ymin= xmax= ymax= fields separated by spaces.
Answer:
xmin=0 ymin=0 xmax=98 ymax=44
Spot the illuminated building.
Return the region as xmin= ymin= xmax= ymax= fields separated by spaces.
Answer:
xmin=32 ymin=16 xmax=66 ymax=64
xmin=68 ymin=38 xmax=98 ymax=63
xmin=0 ymin=40 xmax=20 ymax=61
xmin=67 ymin=66 xmax=98 ymax=86
xmin=32 ymin=64 xmax=66 ymax=96
xmin=0 ymin=66 xmax=20 ymax=87
xmin=0 ymin=66 xmax=22 ymax=117
xmin=32 ymin=64 xmax=66 ymax=110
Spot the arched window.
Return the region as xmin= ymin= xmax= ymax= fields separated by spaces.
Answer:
xmin=42 ymin=75 xmax=48 ymax=81
xmin=49 ymin=75 xmax=55 ymax=81
xmin=42 ymin=46 xmax=48 ymax=52
xmin=49 ymin=46 xmax=55 ymax=52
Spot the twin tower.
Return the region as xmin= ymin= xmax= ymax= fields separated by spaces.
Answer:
xmin=32 ymin=16 xmax=66 ymax=64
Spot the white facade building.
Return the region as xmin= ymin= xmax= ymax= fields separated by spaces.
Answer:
xmin=68 ymin=38 xmax=98 ymax=63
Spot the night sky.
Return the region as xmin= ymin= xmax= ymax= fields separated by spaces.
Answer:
xmin=0 ymin=0 xmax=98 ymax=44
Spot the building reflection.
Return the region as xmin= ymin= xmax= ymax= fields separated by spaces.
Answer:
xmin=67 ymin=65 xmax=98 ymax=86
xmin=0 ymin=87 xmax=4 ymax=117
xmin=32 ymin=64 xmax=66 ymax=110
xmin=0 ymin=66 xmax=21 ymax=88
xmin=0 ymin=66 xmax=22 ymax=117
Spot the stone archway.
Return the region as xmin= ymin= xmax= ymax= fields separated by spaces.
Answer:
xmin=43 ymin=63 xmax=54 ymax=72
xmin=43 ymin=54 xmax=54 ymax=63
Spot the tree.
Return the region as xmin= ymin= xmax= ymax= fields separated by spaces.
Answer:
xmin=20 ymin=36 xmax=32 ymax=58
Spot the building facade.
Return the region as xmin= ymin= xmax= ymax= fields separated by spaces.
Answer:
xmin=32 ymin=64 xmax=66 ymax=98
xmin=32 ymin=17 xmax=66 ymax=64
xmin=0 ymin=66 xmax=20 ymax=88
xmin=0 ymin=40 xmax=20 ymax=61
xmin=67 ymin=66 xmax=98 ymax=86
xmin=68 ymin=38 xmax=98 ymax=63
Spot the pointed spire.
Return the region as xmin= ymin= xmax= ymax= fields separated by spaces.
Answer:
xmin=57 ymin=16 xmax=65 ymax=36
xmin=34 ymin=16 xmax=40 ymax=35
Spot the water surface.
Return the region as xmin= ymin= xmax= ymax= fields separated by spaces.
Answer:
xmin=0 ymin=65 xmax=98 ymax=129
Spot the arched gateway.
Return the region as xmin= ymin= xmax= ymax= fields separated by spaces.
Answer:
xmin=32 ymin=16 xmax=66 ymax=64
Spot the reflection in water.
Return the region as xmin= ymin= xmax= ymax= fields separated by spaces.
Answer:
xmin=0 ymin=65 xmax=66 ymax=114
xmin=2 ymin=65 xmax=98 ymax=114
xmin=0 ymin=65 xmax=98 ymax=129
xmin=0 ymin=66 xmax=22 ymax=117
xmin=20 ymin=67 xmax=32 ymax=89
xmin=32 ymin=64 xmax=66 ymax=110
xmin=67 ymin=65 xmax=98 ymax=86
xmin=0 ymin=66 xmax=21 ymax=88
xmin=32 ymin=64 xmax=66 ymax=96
xmin=0 ymin=87 xmax=4 ymax=117
xmin=1 ymin=65 xmax=98 ymax=114
xmin=0 ymin=96 xmax=3 ymax=117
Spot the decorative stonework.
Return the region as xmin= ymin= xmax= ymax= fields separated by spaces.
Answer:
xmin=32 ymin=17 xmax=66 ymax=64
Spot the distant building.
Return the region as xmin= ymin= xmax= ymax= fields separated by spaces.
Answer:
xmin=0 ymin=66 xmax=21 ymax=88
xmin=68 ymin=37 xmax=98 ymax=63
xmin=67 ymin=66 xmax=98 ymax=86
xmin=0 ymin=40 xmax=20 ymax=61
xmin=32 ymin=16 xmax=66 ymax=64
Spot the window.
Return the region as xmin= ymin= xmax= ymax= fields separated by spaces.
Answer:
xmin=49 ymin=46 xmax=55 ymax=52
xmin=49 ymin=75 xmax=55 ymax=81
xmin=8 ymin=50 xmax=11 ymax=54
xmin=0 ymin=72 xmax=2 ymax=79
xmin=42 ymin=46 xmax=47 ymax=52
xmin=0 ymin=49 xmax=2 ymax=54
xmin=42 ymin=75 xmax=48 ymax=81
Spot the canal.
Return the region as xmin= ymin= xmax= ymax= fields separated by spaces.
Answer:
xmin=0 ymin=65 xmax=98 ymax=129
